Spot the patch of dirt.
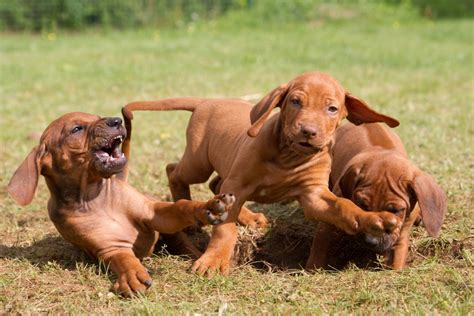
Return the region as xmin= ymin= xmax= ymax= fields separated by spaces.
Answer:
xmin=412 ymin=237 xmax=473 ymax=260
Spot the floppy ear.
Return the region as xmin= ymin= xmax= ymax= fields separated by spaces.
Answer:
xmin=333 ymin=164 xmax=361 ymax=199
xmin=7 ymin=144 xmax=46 ymax=206
xmin=247 ymin=84 xmax=288 ymax=137
xmin=411 ymin=172 xmax=447 ymax=237
xmin=345 ymin=92 xmax=400 ymax=128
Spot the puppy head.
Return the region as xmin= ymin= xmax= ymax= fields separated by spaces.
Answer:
xmin=8 ymin=112 xmax=127 ymax=205
xmin=339 ymin=153 xmax=447 ymax=252
xmin=247 ymin=72 xmax=399 ymax=155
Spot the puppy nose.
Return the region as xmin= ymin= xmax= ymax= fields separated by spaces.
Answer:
xmin=302 ymin=126 xmax=317 ymax=138
xmin=105 ymin=117 xmax=122 ymax=128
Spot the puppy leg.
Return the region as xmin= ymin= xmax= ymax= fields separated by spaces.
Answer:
xmin=102 ymin=249 xmax=153 ymax=297
xmin=389 ymin=205 xmax=420 ymax=270
xmin=166 ymin=162 xmax=192 ymax=200
xmin=164 ymin=161 xmax=215 ymax=256
xmin=299 ymin=187 xmax=402 ymax=238
xmin=306 ymin=222 xmax=341 ymax=270
xmin=147 ymin=194 xmax=235 ymax=233
xmin=191 ymin=181 xmax=252 ymax=276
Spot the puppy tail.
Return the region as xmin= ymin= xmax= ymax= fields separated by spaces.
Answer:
xmin=118 ymin=106 xmax=133 ymax=182
xmin=122 ymin=98 xmax=206 ymax=119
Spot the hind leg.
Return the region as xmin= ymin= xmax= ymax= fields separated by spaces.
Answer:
xmin=164 ymin=158 xmax=215 ymax=257
xmin=166 ymin=162 xmax=192 ymax=200
xmin=209 ymin=175 xmax=268 ymax=230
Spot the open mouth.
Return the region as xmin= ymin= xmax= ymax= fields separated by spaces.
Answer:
xmin=294 ymin=141 xmax=322 ymax=153
xmin=96 ymin=135 xmax=124 ymax=161
xmin=298 ymin=141 xmax=314 ymax=148
xmin=93 ymin=133 xmax=127 ymax=175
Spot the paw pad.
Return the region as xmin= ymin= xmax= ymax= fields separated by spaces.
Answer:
xmin=206 ymin=193 xmax=235 ymax=225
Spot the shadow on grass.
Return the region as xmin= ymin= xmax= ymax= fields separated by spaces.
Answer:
xmin=0 ymin=234 xmax=96 ymax=270
xmin=2 ymin=220 xmax=468 ymax=277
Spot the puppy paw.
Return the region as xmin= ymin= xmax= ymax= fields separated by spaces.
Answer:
xmin=191 ymin=252 xmax=231 ymax=276
xmin=113 ymin=266 xmax=152 ymax=298
xmin=359 ymin=211 xmax=401 ymax=237
xmin=238 ymin=210 xmax=269 ymax=230
xmin=205 ymin=193 xmax=235 ymax=225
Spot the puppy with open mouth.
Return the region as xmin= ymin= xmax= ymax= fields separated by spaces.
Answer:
xmin=8 ymin=112 xmax=235 ymax=297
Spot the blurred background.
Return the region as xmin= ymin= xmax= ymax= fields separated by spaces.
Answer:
xmin=0 ymin=0 xmax=472 ymax=31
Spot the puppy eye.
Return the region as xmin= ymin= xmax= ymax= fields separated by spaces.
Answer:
xmin=71 ymin=126 xmax=84 ymax=134
xmin=328 ymin=105 xmax=338 ymax=113
xmin=387 ymin=204 xmax=406 ymax=213
xmin=291 ymin=98 xmax=301 ymax=107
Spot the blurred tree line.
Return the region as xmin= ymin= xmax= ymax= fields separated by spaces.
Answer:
xmin=0 ymin=0 xmax=472 ymax=31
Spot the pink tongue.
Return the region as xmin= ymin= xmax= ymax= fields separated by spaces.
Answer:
xmin=112 ymin=148 xmax=121 ymax=158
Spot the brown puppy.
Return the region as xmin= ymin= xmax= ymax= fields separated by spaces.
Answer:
xmin=306 ymin=123 xmax=447 ymax=270
xmin=7 ymin=112 xmax=234 ymax=296
xmin=123 ymin=71 xmax=402 ymax=275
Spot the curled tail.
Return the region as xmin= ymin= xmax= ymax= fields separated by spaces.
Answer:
xmin=119 ymin=98 xmax=206 ymax=182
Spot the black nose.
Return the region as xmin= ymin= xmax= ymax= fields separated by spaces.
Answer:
xmin=105 ymin=117 xmax=122 ymax=128
xmin=302 ymin=126 xmax=317 ymax=138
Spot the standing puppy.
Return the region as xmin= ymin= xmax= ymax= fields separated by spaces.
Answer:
xmin=123 ymin=72 xmax=402 ymax=275
xmin=306 ymin=123 xmax=447 ymax=270
xmin=8 ymin=112 xmax=233 ymax=296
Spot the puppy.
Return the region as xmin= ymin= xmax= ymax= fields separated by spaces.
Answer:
xmin=306 ymin=122 xmax=447 ymax=270
xmin=7 ymin=112 xmax=234 ymax=296
xmin=123 ymin=72 xmax=403 ymax=275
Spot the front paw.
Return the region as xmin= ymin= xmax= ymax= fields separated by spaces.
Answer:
xmin=238 ymin=211 xmax=269 ymax=230
xmin=359 ymin=211 xmax=401 ymax=238
xmin=205 ymin=193 xmax=235 ymax=225
xmin=113 ymin=266 xmax=152 ymax=298
xmin=191 ymin=251 xmax=231 ymax=276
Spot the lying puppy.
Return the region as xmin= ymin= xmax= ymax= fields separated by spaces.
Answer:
xmin=7 ymin=112 xmax=233 ymax=296
xmin=306 ymin=122 xmax=447 ymax=270
xmin=123 ymin=72 xmax=402 ymax=275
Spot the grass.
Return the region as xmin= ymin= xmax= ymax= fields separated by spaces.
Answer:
xmin=1 ymin=4 xmax=473 ymax=314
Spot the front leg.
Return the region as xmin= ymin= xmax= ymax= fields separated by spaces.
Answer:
xmin=387 ymin=205 xmax=420 ymax=270
xmin=191 ymin=182 xmax=250 ymax=276
xmin=299 ymin=187 xmax=402 ymax=238
xmin=306 ymin=222 xmax=344 ymax=270
xmin=146 ymin=194 xmax=236 ymax=233
xmin=101 ymin=249 xmax=153 ymax=297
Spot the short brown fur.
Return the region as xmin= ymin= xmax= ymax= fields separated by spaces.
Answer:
xmin=306 ymin=123 xmax=447 ymax=270
xmin=7 ymin=112 xmax=234 ymax=296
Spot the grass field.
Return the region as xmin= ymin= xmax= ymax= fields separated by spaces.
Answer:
xmin=1 ymin=3 xmax=473 ymax=314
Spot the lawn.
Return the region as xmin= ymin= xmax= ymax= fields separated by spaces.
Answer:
xmin=0 ymin=4 xmax=473 ymax=314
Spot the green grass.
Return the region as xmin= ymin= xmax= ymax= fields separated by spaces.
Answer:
xmin=1 ymin=4 xmax=473 ymax=314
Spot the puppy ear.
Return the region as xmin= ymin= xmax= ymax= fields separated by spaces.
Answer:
xmin=7 ymin=144 xmax=46 ymax=206
xmin=345 ymin=92 xmax=400 ymax=128
xmin=247 ymin=84 xmax=288 ymax=137
xmin=333 ymin=164 xmax=361 ymax=199
xmin=411 ymin=172 xmax=447 ymax=237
